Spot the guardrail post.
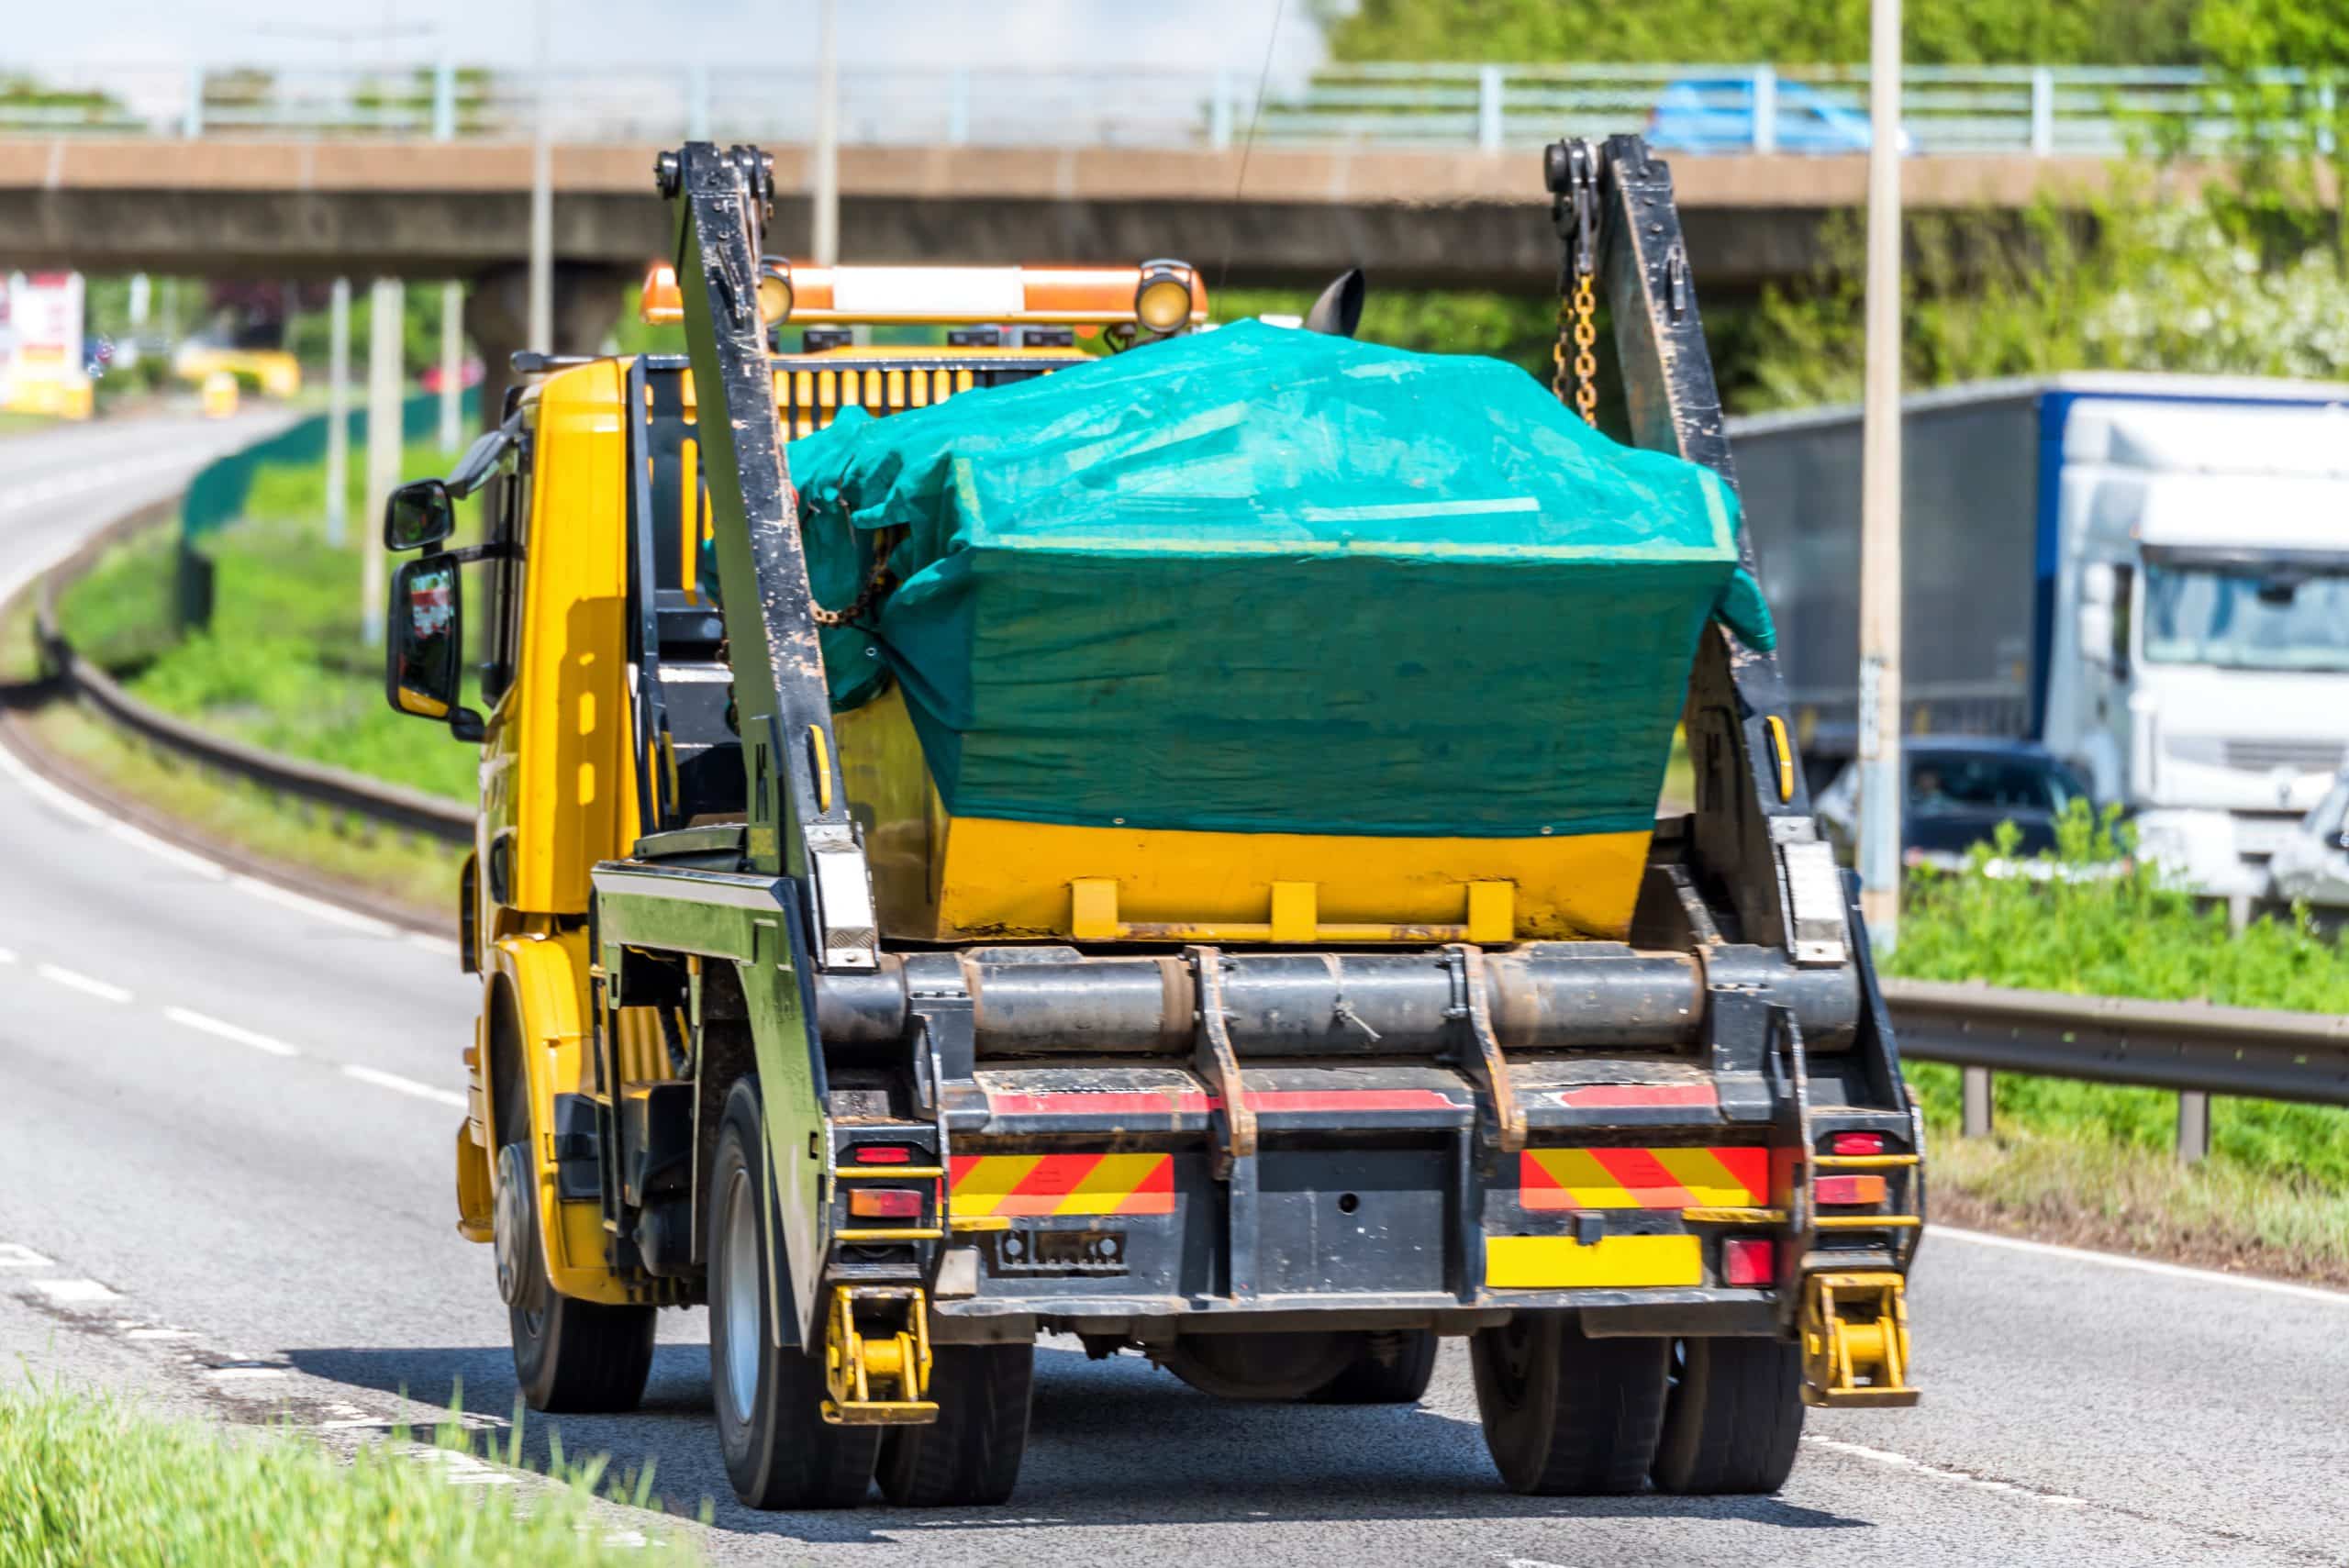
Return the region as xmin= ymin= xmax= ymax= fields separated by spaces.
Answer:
xmin=182 ymin=64 xmax=205 ymax=139
xmin=432 ymin=60 xmax=457 ymax=140
xmin=1961 ymin=1065 xmax=1994 ymax=1140
xmin=1209 ymin=67 xmax=1234 ymax=150
xmin=2176 ymin=1091 xmax=2211 ymax=1162
xmin=1753 ymin=65 xmax=1778 ymax=154
xmin=685 ymin=64 xmax=710 ymax=142
xmin=1478 ymin=64 xmax=1506 ymax=151
xmin=947 ymin=67 xmax=971 ymax=147
xmin=2030 ymin=66 xmax=2055 ymax=154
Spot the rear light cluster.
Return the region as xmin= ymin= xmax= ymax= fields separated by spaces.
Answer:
xmin=1829 ymin=1131 xmax=1886 ymax=1156
xmin=854 ymin=1145 xmax=913 ymax=1164
xmin=847 ymin=1188 xmax=925 ymax=1220
xmin=1721 ymin=1238 xmax=1776 ymax=1287
xmin=1815 ymin=1174 xmax=1888 ymax=1207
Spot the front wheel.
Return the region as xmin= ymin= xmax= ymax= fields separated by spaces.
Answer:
xmin=707 ymin=1077 xmax=879 ymax=1510
xmin=1310 ymin=1329 xmax=1439 ymax=1405
xmin=495 ymin=1140 xmax=655 ymax=1414
xmin=1470 ymin=1314 xmax=1667 ymax=1496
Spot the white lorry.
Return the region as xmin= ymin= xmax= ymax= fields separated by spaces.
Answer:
xmin=1735 ymin=373 xmax=2349 ymax=902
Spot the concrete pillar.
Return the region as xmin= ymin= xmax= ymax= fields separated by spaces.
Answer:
xmin=462 ymin=262 xmax=628 ymax=433
xmin=326 ymin=278 xmax=351 ymax=548
xmin=362 ymin=276 xmax=405 ymax=649
xmin=439 ymin=281 xmax=464 ymax=453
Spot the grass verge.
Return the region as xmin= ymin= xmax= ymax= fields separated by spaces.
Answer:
xmin=1893 ymin=807 xmax=2349 ymax=1284
xmin=0 ymin=1387 xmax=697 ymax=1568
xmin=19 ymin=702 xmax=461 ymax=923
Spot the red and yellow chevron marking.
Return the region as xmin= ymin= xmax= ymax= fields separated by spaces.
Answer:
xmin=1519 ymin=1148 xmax=1769 ymax=1211
xmin=949 ymin=1153 xmax=1174 ymax=1218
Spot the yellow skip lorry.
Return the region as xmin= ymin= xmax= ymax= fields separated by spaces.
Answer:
xmin=382 ymin=139 xmax=1920 ymax=1509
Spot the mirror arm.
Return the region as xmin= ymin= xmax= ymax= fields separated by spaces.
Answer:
xmin=432 ymin=542 xmax=521 ymax=567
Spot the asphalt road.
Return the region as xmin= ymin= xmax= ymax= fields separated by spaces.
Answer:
xmin=3 ymin=416 xmax=2345 ymax=1566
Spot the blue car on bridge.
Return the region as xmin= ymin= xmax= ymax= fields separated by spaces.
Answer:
xmin=1647 ymin=75 xmax=1910 ymax=154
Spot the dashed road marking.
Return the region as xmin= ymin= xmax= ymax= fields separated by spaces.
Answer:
xmin=416 ymin=1449 xmax=519 ymax=1486
xmin=1937 ymin=1225 xmax=2349 ymax=1306
xmin=341 ymin=1063 xmax=468 ymax=1109
xmin=29 ymin=1278 xmax=121 ymax=1304
xmin=163 ymin=1005 xmax=300 ymax=1059
xmin=0 ymin=1244 xmax=55 ymax=1268
xmin=201 ymin=1363 xmax=290 ymax=1381
xmin=35 ymin=962 xmax=130 ymax=1004
xmin=1803 ymin=1435 xmax=2086 ymax=1506
xmin=0 ymin=946 xmax=16 ymax=964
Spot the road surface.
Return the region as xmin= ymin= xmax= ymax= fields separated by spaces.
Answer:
xmin=1 ymin=417 xmax=2343 ymax=1566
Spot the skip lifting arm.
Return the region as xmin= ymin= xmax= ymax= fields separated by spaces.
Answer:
xmin=656 ymin=141 xmax=877 ymax=971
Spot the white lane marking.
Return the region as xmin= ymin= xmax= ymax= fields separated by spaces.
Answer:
xmin=0 ymin=947 xmax=15 ymax=964
xmin=342 ymin=1063 xmax=468 ymax=1109
xmin=36 ymin=962 xmax=131 ymax=1004
xmin=0 ymin=739 xmax=116 ymax=828
xmin=1936 ymin=1225 xmax=2349 ymax=1307
xmin=123 ymin=1327 xmax=196 ymax=1340
xmin=406 ymin=931 xmax=462 ymax=960
xmin=227 ymin=873 xmax=399 ymax=938
xmin=0 ymin=1243 xmax=56 ymax=1268
xmin=29 ymin=1278 xmax=120 ymax=1304
xmin=105 ymin=819 xmax=227 ymax=880
xmin=162 ymin=1006 xmax=301 ymax=1059
xmin=415 ymin=1449 xmax=518 ymax=1486
xmin=202 ymin=1364 xmax=289 ymax=1380
xmin=1802 ymin=1434 xmax=2087 ymax=1507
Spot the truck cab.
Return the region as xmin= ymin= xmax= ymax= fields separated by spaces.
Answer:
xmin=2042 ymin=397 xmax=2349 ymax=898
xmin=381 ymin=137 xmax=1920 ymax=1512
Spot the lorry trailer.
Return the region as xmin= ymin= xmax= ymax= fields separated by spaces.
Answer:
xmin=1736 ymin=374 xmax=2349 ymax=897
xmin=380 ymin=135 xmax=1921 ymax=1509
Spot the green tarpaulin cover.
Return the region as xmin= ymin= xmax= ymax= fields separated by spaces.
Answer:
xmin=784 ymin=319 xmax=1772 ymax=839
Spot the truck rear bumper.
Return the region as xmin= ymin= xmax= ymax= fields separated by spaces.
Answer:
xmin=927 ymin=1287 xmax=1778 ymax=1342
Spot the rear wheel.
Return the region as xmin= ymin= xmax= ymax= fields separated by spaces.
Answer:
xmin=1651 ymin=1337 xmax=1806 ymax=1495
xmin=708 ymin=1077 xmax=880 ymax=1509
xmin=876 ymin=1343 xmax=1033 ymax=1506
xmin=1310 ymin=1329 xmax=1439 ymax=1405
xmin=495 ymin=1135 xmax=654 ymax=1413
xmin=1470 ymin=1314 xmax=1668 ymax=1495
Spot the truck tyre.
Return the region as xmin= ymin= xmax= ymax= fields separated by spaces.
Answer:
xmin=494 ymin=1133 xmax=655 ymax=1412
xmin=1652 ymin=1337 xmax=1805 ymax=1495
xmin=876 ymin=1343 xmax=1033 ymax=1506
xmin=1470 ymin=1314 xmax=1668 ymax=1495
xmin=707 ymin=1077 xmax=878 ymax=1509
xmin=1310 ymin=1329 xmax=1439 ymax=1405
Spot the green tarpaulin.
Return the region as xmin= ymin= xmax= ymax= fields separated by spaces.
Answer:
xmin=783 ymin=319 xmax=1771 ymax=839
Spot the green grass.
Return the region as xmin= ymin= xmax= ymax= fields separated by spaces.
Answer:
xmin=28 ymin=703 xmax=462 ymax=920
xmin=55 ymin=439 xmax=482 ymax=803
xmin=0 ymin=1387 xmax=697 ymax=1568
xmin=1891 ymin=806 xmax=2349 ymax=1275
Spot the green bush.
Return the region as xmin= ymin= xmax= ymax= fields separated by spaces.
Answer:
xmin=0 ymin=1389 xmax=696 ymax=1568
xmin=1892 ymin=805 xmax=2349 ymax=1191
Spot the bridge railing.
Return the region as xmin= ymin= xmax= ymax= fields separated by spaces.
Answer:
xmin=0 ymin=61 xmax=2332 ymax=155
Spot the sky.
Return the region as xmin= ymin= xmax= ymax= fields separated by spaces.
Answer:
xmin=29 ymin=1 xmax=1329 ymax=79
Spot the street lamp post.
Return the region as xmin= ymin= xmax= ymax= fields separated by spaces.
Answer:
xmin=1856 ymin=0 xmax=1905 ymax=952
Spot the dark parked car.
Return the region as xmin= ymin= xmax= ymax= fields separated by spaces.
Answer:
xmin=1814 ymin=737 xmax=2096 ymax=870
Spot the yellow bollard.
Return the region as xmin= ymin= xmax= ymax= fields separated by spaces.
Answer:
xmin=201 ymin=370 xmax=239 ymax=419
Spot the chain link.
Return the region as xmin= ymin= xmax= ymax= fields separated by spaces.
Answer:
xmin=1552 ymin=270 xmax=1600 ymax=428
xmin=810 ymin=525 xmax=906 ymax=628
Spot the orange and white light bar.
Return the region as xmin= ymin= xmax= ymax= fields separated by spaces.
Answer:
xmin=639 ymin=259 xmax=1208 ymax=331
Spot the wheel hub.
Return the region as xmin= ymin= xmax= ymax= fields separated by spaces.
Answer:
xmin=493 ymin=1143 xmax=531 ymax=1307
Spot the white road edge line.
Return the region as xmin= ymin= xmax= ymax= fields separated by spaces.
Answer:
xmin=0 ymin=1244 xmax=56 ymax=1268
xmin=1801 ymin=1434 xmax=2086 ymax=1506
xmin=0 ymin=946 xmax=15 ymax=964
xmin=1935 ymin=1225 xmax=2349 ymax=1306
xmin=162 ymin=1006 xmax=300 ymax=1059
xmin=228 ymin=873 xmax=400 ymax=938
xmin=0 ymin=739 xmax=114 ymax=828
xmin=341 ymin=1063 xmax=468 ymax=1109
xmin=36 ymin=962 xmax=131 ymax=1005
xmin=29 ymin=1278 xmax=120 ymax=1304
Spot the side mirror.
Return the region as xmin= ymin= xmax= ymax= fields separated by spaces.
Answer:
xmin=2078 ymin=603 xmax=2112 ymax=666
xmin=385 ymin=556 xmax=480 ymax=739
xmin=384 ymin=478 xmax=456 ymax=552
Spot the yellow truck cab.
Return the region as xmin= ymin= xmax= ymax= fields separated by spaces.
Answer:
xmin=381 ymin=138 xmax=1921 ymax=1512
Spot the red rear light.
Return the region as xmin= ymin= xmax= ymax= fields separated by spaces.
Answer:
xmin=1721 ymin=1238 xmax=1776 ymax=1287
xmin=847 ymin=1188 xmax=924 ymax=1220
xmin=1829 ymin=1132 xmax=1885 ymax=1156
xmin=1815 ymin=1174 xmax=1887 ymax=1207
xmin=854 ymin=1145 xmax=912 ymax=1164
